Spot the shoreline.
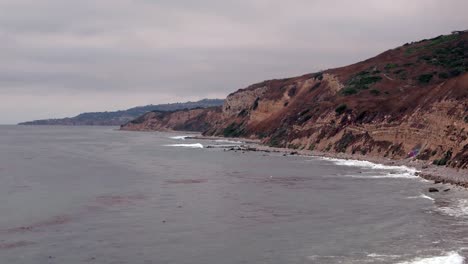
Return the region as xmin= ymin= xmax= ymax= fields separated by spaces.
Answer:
xmin=192 ymin=134 xmax=468 ymax=189
xmin=118 ymin=129 xmax=467 ymax=189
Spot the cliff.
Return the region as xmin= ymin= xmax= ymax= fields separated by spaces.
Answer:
xmin=19 ymin=99 xmax=224 ymax=126
xmin=121 ymin=31 xmax=468 ymax=169
xmin=120 ymin=107 xmax=222 ymax=132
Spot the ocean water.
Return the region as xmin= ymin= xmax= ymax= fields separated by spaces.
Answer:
xmin=0 ymin=125 xmax=467 ymax=264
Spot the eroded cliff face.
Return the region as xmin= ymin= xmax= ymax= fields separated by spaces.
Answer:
xmin=121 ymin=107 xmax=222 ymax=132
xmin=203 ymin=32 xmax=468 ymax=169
xmin=122 ymin=32 xmax=468 ymax=169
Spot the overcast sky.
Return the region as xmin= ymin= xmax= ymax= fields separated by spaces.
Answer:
xmin=0 ymin=0 xmax=467 ymax=123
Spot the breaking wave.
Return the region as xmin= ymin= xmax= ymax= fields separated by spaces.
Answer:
xmin=436 ymin=199 xmax=468 ymax=218
xmin=407 ymin=194 xmax=435 ymax=201
xmin=320 ymin=157 xmax=419 ymax=179
xmin=214 ymin=139 xmax=243 ymax=144
xmin=169 ymin=135 xmax=192 ymax=140
xmin=396 ymin=251 xmax=464 ymax=264
xmin=321 ymin=157 xmax=417 ymax=172
xmin=346 ymin=173 xmax=419 ymax=179
xmin=164 ymin=143 xmax=204 ymax=149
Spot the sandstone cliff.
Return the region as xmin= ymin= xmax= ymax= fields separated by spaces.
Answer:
xmin=121 ymin=31 xmax=468 ymax=169
xmin=121 ymin=107 xmax=222 ymax=132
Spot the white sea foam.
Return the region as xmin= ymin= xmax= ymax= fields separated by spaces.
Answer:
xmin=164 ymin=143 xmax=204 ymax=149
xmin=321 ymin=157 xmax=417 ymax=172
xmin=396 ymin=251 xmax=464 ymax=264
xmin=320 ymin=157 xmax=419 ymax=179
xmin=215 ymin=139 xmax=243 ymax=144
xmin=419 ymin=194 xmax=436 ymax=201
xmin=347 ymin=173 xmax=418 ymax=179
xmin=367 ymin=253 xmax=400 ymax=259
xmin=407 ymin=194 xmax=435 ymax=201
xmin=436 ymin=199 xmax=468 ymax=218
xmin=169 ymin=135 xmax=192 ymax=140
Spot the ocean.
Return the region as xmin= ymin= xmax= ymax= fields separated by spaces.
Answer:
xmin=0 ymin=125 xmax=467 ymax=264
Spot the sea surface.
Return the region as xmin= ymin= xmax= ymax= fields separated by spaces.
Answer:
xmin=0 ymin=125 xmax=467 ymax=264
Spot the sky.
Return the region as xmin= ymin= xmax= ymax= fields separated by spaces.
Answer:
xmin=0 ymin=0 xmax=467 ymax=124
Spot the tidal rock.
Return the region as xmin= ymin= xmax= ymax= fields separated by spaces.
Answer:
xmin=428 ymin=187 xmax=439 ymax=193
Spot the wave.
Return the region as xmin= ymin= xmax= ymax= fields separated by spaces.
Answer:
xmin=396 ymin=251 xmax=464 ymax=264
xmin=169 ymin=135 xmax=192 ymax=140
xmin=319 ymin=157 xmax=419 ymax=179
xmin=346 ymin=173 xmax=419 ymax=179
xmin=321 ymin=157 xmax=417 ymax=172
xmin=436 ymin=199 xmax=468 ymax=218
xmin=206 ymin=145 xmax=241 ymax=149
xmin=164 ymin=143 xmax=204 ymax=149
xmin=407 ymin=194 xmax=435 ymax=201
xmin=214 ymin=139 xmax=243 ymax=144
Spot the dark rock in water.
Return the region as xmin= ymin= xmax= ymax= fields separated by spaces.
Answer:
xmin=290 ymin=151 xmax=298 ymax=155
xmin=422 ymin=165 xmax=429 ymax=169
xmin=428 ymin=187 xmax=439 ymax=193
xmin=443 ymin=188 xmax=451 ymax=192
xmin=434 ymin=180 xmax=442 ymax=184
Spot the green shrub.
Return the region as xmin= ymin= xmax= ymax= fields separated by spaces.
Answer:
xmin=438 ymin=72 xmax=449 ymax=79
xmin=450 ymin=68 xmax=462 ymax=77
xmin=418 ymin=73 xmax=433 ymax=83
xmin=335 ymin=132 xmax=355 ymax=153
xmin=341 ymin=88 xmax=358 ymax=96
xmin=223 ymin=122 xmax=243 ymax=137
xmin=342 ymin=71 xmax=382 ymax=96
xmin=433 ymin=150 xmax=453 ymax=166
xmin=335 ymin=104 xmax=348 ymax=115
xmin=313 ymin=72 xmax=324 ymax=81
xmin=385 ymin=63 xmax=399 ymax=70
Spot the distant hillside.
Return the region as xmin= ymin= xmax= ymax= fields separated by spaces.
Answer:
xmin=19 ymin=99 xmax=224 ymax=126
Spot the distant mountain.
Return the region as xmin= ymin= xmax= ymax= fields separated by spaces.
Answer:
xmin=19 ymin=99 xmax=224 ymax=126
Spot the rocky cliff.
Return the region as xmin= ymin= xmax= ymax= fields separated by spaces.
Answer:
xmin=121 ymin=107 xmax=222 ymax=132
xmin=121 ymin=31 xmax=468 ymax=169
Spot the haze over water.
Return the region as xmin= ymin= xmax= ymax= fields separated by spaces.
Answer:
xmin=0 ymin=126 xmax=467 ymax=264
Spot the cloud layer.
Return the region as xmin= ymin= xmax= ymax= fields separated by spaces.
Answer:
xmin=1 ymin=0 xmax=467 ymax=123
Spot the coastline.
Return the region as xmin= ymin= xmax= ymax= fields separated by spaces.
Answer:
xmin=192 ymin=134 xmax=468 ymax=189
xmin=119 ymin=129 xmax=467 ymax=189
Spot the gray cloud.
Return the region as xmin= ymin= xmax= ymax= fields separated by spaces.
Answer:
xmin=0 ymin=0 xmax=467 ymax=123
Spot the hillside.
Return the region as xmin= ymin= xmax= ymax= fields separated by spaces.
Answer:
xmin=19 ymin=99 xmax=224 ymax=126
xmin=121 ymin=31 xmax=468 ymax=169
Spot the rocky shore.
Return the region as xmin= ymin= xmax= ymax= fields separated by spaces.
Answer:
xmin=195 ymin=135 xmax=468 ymax=189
